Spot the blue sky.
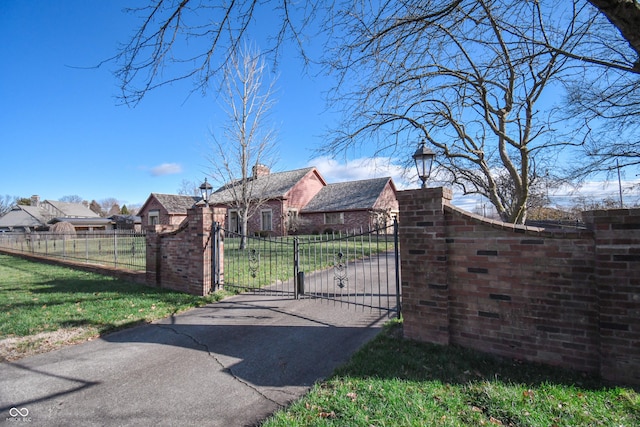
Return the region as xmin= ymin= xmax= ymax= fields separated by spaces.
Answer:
xmin=1 ymin=1 xmax=638 ymax=212
xmin=0 ymin=1 xmax=406 ymax=209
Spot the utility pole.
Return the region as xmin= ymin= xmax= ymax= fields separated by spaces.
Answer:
xmin=617 ymin=159 xmax=624 ymax=208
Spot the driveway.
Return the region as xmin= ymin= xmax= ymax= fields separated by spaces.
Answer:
xmin=0 ymin=293 xmax=388 ymax=426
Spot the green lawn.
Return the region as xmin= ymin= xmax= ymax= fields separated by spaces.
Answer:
xmin=0 ymin=254 xmax=228 ymax=359
xmin=262 ymin=321 xmax=640 ymax=427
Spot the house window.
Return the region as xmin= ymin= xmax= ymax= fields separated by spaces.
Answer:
xmin=261 ymin=210 xmax=273 ymax=231
xmin=229 ymin=210 xmax=240 ymax=234
xmin=148 ymin=210 xmax=159 ymax=226
xmin=324 ymin=212 xmax=344 ymax=225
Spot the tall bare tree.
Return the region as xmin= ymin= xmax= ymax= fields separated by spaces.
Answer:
xmin=112 ymin=0 xmax=638 ymax=222
xmin=324 ymin=1 xmax=601 ymax=223
xmin=208 ymin=44 xmax=278 ymax=248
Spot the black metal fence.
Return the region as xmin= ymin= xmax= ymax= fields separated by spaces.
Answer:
xmin=218 ymin=221 xmax=401 ymax=316
xmin=0 ymin=230 xmax=146 ymax=271
xmin=297 ymin=224 xmax=400 ymax=314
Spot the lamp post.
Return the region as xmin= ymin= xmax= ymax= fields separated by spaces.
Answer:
xmin=200 ymin=178 xmax=213 ymax=204
xmin=412 ymin=139 xmax=435 ymax=189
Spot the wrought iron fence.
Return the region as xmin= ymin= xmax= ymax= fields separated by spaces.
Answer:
xmin=0 ymin=230 xmax=146 ymax=271
xmin=218 ymin=223 xmax=400 ymax=315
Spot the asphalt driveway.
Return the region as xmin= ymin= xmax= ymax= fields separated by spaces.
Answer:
xmin=0 ymin=293 xmax=388 ymax=426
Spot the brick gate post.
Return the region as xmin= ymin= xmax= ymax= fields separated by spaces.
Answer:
xmin=185 ymin=206 xmax=212 ymax=296
xmin=185 ymin=206 xmax=227 ymax=295
xmin=397 ymin=187 xmax=452 ymax=344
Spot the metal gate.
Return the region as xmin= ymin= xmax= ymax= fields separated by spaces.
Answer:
xmin=213 ymin=219 xmax=401 ymax=316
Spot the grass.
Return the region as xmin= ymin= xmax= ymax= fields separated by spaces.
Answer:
xmin=0 ymin=253 xmax=229 ymax=359
xmin=262 ymin=320 xmax=640 ymax=427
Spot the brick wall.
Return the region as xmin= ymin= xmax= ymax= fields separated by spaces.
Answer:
xmin=146 ymin=206 xmax=226 ymax=296
xmin=582 ymin=209 xmax=640 ymax=384
xmin=398 ymin=188 xmax=640 ymax=385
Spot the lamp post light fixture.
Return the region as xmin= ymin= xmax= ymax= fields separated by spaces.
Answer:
xmin=412 ymin=139 xmax=435 ymax=189
xmin=200 ymin=178 xmax=213 ymax=204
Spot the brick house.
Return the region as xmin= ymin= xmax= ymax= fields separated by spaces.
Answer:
xmin=209 ymin=166 xmax=327 ymax=236
xmin=139 ymin=166 xmax=399 ymax=236
xmin=138 ymin=194 xmax=202 ymax=227
xmin=298 ymin=177 xmax=399 ymax=234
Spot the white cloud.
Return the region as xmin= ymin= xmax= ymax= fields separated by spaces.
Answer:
xmin=307 ymin=157 xmax=640 ymax=213
xmin=150 ymin=163 xmax=183 ymax=176
xmin=308 ymin=156 xmax=413 ymax=188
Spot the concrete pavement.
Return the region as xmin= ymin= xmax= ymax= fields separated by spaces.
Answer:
xmin=0 ymin=293 xmax=388 ymax=426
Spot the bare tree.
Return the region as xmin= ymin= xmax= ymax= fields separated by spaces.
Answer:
xmin=0 ymin=195 xmax=17 ymax=216
xmin=89 ymin=200 xmax=102 ymax=216
xmin=528 ymin=1 xmax=640 ymax=179
xmin=323 ymin=1 xmax=599 ymax=223
xmin=60 ymin=195 xmax=84 ymax=203
xmin=586 ymin=0 xmax=640 ymax=67
xmin=177 ymin=179 xmax=200 ymax=197
xmin=99 ymin=198 xmax=120 ymax=218
xmin=112 ymin=0 xmax=638 ymax=221
xmin=208 ymin=44 xmax=279 ymax=248
xmin=112 ymin=0 xmax=320 ymax=106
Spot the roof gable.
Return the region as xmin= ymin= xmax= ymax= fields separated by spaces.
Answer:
xmin=0 ymin=206 xmax=47 ymax=228
xmin=210 ymin=167 xmax=323 ymax=204
xmin=43 ymin=200 xmax=100 ymax=218
xmin=301 ymin=177 xmax=394 ymax=212
xmin=145 ymin=193 xmax=201 ymax=214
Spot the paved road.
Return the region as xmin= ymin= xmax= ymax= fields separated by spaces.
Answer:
xmin=0 ymin=294 xmax=389 ymax=426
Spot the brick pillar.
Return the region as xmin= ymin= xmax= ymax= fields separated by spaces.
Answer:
xmin=186 ymin=206 xmax=214 ymax=296
xmin=583 ymin=208 xmax=640 ymax=385
xmin=145 ymin=224 xmax=179 ymax=288
xmin=397 ymin=187 xmax=452 ymax=344
xmin=145 ymin=226 xmax=160 ymax=287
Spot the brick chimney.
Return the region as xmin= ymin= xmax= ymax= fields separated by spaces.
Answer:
xmin=31 ymin=195 xmax=40 ymax=207
xmin=252 ymin=164 xmax=270 ymax=178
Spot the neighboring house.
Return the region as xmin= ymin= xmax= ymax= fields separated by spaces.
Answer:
xmin=0 ymin=205 xmax=49 ymax=232
xmin=299 ymin=177 xmax=399 ymax=234
xmin=209 ymin=166 xmax=327 ymax=236
xmin=0 ymin=195 xmax=102 ymax=232
xmin=138 ymin=194 xmax=202 ymax=227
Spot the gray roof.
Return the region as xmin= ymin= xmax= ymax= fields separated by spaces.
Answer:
xmin=210 ymin=167 xmax=318 ymax=204
xmin=301 ymin=177 xmax=393 ymax=212
xmin=0 ymin=206 xmax=48 ymax=229
xmin=151 ymin=194 xmax=202 ymax=214
xmin=45 ymin=200 xmax=99 ymax=218
xmin=0 ymin=200 xmax=103 ymax=230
